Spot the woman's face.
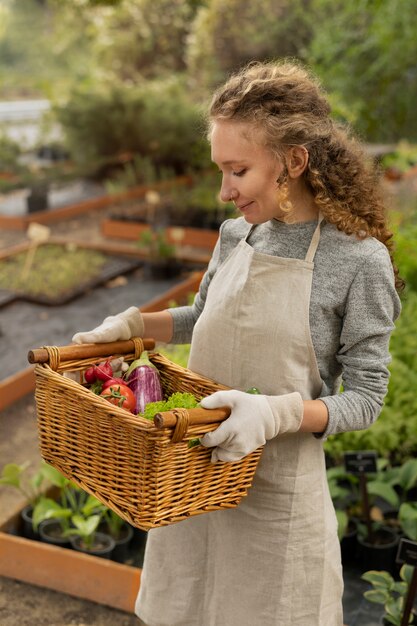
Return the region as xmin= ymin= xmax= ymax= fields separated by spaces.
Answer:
xmin=211 ymin=119 xmax=286 ymax=224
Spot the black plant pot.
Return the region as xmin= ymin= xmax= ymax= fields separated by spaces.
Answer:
xmin=130 ymin=526 xmax=148 ymax=551
xmin=98 ymin=521 xmax=134 ymax=563
xmin=38 ymin=519 xmax=72 ymax=548
xmin=341 ymin=517 xmax=359 ymax=567
xmin=26 ymin=187 xmax=49 ymax=213
xmin=129 ymin=526 xmax=148 ymax=568
xmin=112 ymin=525 xmax=134 ymax=563
xmin=20 ymin=504 xmax=40 ymax=541
xmin=357 ymin=527 xmax=399 ymax=575
xmin=70 ymin=532 xmax=115 ymax=559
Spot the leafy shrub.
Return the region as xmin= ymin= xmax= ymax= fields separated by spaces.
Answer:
xmin=54 ymin=76 xmax=210 ymax=176
xmin=307 ymin=0 xmax=417 ymax=142
xmin=0 ymin=134 xmax=21 ymax=171
xmin=187 ymin=0 xmax=313 ymax=89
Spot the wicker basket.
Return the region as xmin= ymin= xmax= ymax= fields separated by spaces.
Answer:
xmin=29 ymin=338 xmax=263 ymax=531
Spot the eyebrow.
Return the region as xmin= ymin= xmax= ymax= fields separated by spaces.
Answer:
xmin=214 ymin=160 xmax=247 ymax=166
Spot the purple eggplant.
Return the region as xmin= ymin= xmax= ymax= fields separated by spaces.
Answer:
xmin=125 ymin=352 xmax=163 ymax=414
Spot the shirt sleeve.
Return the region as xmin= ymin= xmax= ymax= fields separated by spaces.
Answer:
xmin=319 ymin=246 xmax=402 ymax=437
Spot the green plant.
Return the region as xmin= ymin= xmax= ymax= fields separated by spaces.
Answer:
xmin=362 ymin=565 xmax=416 ymax=625
xmin=308 ymin=0 xmax=417 ymax=142
xmin=54 ymin=76 xmax=209 ymax=175
xmin=0 ymin=461 xmax=49 ymax=507
xmin=382 ymin=142 xmax=417 ymax=174
xmin=103 ymin=508 xmax=127 ymax=540
xmin=399 ymin=502 xmax=417 ymax=541
xmin=0 ymin=133 xmax=21 ymax=171
xmin=137 ymin=228 xmax=176 ymax=261
xmin=32 ymin=464 xmax=104 ymax=534
xmin=64 ymin=513 xmax=103 ymax=550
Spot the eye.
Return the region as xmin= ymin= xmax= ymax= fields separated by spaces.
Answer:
xmin=233 ymin=169 xmax=246 ymax=177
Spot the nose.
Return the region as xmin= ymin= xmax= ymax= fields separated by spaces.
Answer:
xmin=219 ymin=179 xmax=237 ymax=203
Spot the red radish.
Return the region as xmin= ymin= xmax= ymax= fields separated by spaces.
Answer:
xmin=95 ymin=361 xmax=113 ymax=381
xmin=84 ymin=366 xmax=98 ymax=384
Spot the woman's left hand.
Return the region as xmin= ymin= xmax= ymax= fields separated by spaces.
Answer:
xmin=200 ymin=389 xmax=304 ymax=463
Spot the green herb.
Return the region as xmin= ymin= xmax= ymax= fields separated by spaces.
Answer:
xmin=141 ymin=392 xmax=199 ymax=420
xmin=188 ymin=438 xmax=201 ymax=449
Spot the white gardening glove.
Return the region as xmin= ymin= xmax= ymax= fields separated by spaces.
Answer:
xmin=72 ymin=306 xmax=144 ymax=344
xmin=200 ymin=390 xmax=304 ymax=463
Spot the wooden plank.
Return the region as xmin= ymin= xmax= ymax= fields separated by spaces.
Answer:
xmin=0 ymin=531 xmax=140 ymax=612
xmin=0 ymin=367 xmax=35 ymax=412
xmin=0 ymin=176 xmax=192 ymax=231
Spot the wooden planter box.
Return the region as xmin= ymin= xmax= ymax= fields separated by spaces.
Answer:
xmin=0 ymin=506 xmax=140 ymax=612
xmin=101 ymin=219 xmax=219 ymax=251
xmin=0 ymin=176 xmax=192 ymax=231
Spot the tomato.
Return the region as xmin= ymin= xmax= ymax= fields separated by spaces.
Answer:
xmin=102 ymin=377 xmax=126 ymax=391
xmin=100 ymin=384 xmax=136 ymax=413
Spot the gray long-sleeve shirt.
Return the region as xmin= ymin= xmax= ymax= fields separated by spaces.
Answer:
xmin=169 ymin=217 xmax=402 ymax=438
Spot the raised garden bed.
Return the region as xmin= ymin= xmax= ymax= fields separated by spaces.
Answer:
xmin=0 ymin=242 xmax=143 ymax=306
xmin=0 ymin=503 xmax=142 ymax=612
xmin=101 ymin=218 xmax=219 ymax=251
xmin=0 ymin=176 xmax=192 ymax=231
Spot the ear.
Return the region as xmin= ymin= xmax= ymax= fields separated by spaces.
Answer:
xmin=286 ymin=146 xmax=309 ymax=179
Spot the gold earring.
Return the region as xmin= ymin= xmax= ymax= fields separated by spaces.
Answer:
xmin=276 ymin=175 xmax=293 ymax=217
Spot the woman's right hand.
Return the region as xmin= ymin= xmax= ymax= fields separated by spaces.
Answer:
xmin=72 ymin=306 xmax=144 ymax=344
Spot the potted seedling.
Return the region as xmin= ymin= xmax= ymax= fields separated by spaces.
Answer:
xmin=363 ymin=506 xmax=417 ymax=626
xmin=0 ymin=461 xmax=50 ymax=540
xmin=32 ymin=464 xmax=105 ymax=549
xmin=344 ymin=452 xmax=400 ymax=574
xmin=99 ymin=507 xmax=134 ymax=563
xmin=137 ymin=228 xmax=182 ymax=279
xmin=64 ymin=511 xmax=115 ymax=559
xmin=362 ymin=565 xmax=417 ymax=625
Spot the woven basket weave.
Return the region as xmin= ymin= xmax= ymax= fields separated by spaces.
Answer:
xmin=30 ymin=338 xmax=262 ymax=530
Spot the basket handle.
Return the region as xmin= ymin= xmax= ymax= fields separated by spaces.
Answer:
xmin=27 ymin=337 xmax=156 ymax=365
xmin=153 ymin=406 xmax=231 ymax=443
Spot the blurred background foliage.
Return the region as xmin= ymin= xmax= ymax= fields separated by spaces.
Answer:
xmin=1 ymin=0 xmax=417 ymax=176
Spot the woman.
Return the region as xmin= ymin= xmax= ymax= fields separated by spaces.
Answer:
xmin=73 ymin=60 xmax=402 ymax=625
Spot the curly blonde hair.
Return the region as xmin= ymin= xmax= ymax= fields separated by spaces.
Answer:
xmin=208 ymin=60 xmax=404 ymax=292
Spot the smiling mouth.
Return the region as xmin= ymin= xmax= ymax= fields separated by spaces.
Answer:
xmin=237 ymin=201 xmax=254 ymax=211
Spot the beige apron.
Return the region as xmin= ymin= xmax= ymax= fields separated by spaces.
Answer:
xmin=136 ymin=217 xmax=344 ymax=626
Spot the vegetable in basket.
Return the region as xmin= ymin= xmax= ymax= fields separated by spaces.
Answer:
xmin=125 ymin=351 xmax=164 ymax=414
xmin=141 ymin=392 xmax=199 ymax=420
xmin=100 ymin=384 xmax=136 ymax=413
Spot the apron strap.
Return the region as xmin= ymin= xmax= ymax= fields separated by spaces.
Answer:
xmin=304 ymin=213 xmax=324 ymax=263
xmin=244 ymin=224 xmax=257 ymax=242
xmin=245 ymin=214 xmax=324 ymax=261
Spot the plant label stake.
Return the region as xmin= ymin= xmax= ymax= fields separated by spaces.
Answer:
xmin=21 ymin=222 xmax=51 ymax=282
xmin=397 ymin=538 xmax=417 ymax=626
xmin=344 ymin=451 xmax=378 ymax=543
